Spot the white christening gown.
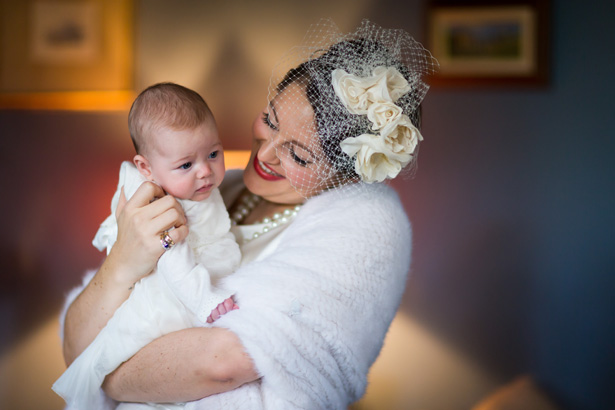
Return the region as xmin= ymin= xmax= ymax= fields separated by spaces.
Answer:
xmin=52 ymin=161 xmax=241 ymax=410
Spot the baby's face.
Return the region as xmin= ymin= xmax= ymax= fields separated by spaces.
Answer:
xmin=144 ymin=121 xmax=225 ymax=201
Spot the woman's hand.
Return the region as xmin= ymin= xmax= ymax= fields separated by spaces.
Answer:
xmin=110 ymin=182 xmax=189 ymax=286
xmin=63 ymin=182 xmax=188 ymax=365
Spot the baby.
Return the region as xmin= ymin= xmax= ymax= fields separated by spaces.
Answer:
xmin=53 ymin=83 xmax=241 ymax=410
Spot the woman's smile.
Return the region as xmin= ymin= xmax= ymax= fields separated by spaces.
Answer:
xmin=253 ymin=155 xmax=285 ymax=181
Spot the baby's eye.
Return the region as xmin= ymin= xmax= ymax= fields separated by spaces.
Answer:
xmin=180 ymin=162 xmax=192 ymax=170
xmin=209 ymin=151 xmax=219 ymax=159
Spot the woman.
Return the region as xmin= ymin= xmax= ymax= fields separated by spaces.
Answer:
xmin=61 ymin=19 xmax=438 ymax=409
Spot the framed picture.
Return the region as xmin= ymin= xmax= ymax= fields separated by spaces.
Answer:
xmin=0 ymin=0 xmax=134 ymax=110
xmin=427 ymin=0 xmax=549 ymax=87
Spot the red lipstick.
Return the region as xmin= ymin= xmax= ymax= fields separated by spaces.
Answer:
xmin=253 ymin=155 xmax=285 ymax=181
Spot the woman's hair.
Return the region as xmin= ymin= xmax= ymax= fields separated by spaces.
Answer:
xmin=128 ymin=82 xmax=213 ymax=154
xmin=277 ymin=39 xmax=423 ymax=179
xmin=268 ymin=19 xmax=438 ymax=192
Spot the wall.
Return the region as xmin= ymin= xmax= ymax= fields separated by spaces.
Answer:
xmin=392 ymin=1 xmax=615 ymax=408
xmin=0 ymin=0 xmax=613 ymax=409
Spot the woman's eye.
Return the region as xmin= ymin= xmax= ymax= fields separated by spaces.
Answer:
xmin=290 ymin=146 xmax=309 ymax=167
xmin=209 ymin=150 xmax=218 ymax=159
xmin=180 ymin=162 xmax=192 ymax=170
xmin=262 ymin=112 xmax=278 ymax=131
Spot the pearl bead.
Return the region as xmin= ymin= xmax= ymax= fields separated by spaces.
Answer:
xmin=230 ymin=192 xmax=303 ymax=243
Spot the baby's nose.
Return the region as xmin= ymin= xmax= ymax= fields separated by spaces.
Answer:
xmin=196 ymin=162 xmax=212 ymax=178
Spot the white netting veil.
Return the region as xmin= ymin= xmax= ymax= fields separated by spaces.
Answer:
xmin=265 ymin=19 xmax=439 ymax=198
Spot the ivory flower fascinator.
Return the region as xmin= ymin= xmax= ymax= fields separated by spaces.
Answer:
xmin=266 ymin=19 xmax=439 ymax=195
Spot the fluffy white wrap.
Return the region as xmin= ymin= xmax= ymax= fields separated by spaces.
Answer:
xmin=57 ymin=172 xmax=411 ymax=409
xmin=53 ymin=162 xmax=240 ymax=410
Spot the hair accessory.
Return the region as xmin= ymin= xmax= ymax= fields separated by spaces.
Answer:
xmin=160 ymin=231 xmax=175 ymax=251
xmin=332 ymin=66 xmax=423 ymax=182
xmin=267 ymin=18 xmax=438 ymax=195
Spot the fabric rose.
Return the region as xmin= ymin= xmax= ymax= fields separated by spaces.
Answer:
xmin=334 ymin=65 xmax=420 ymax=183
xmin=340 ymin=134 xmax=412 ymax=183
xmin=367 ymin=101 xmax=403 ymax=131
xmin=332 ymin=66 xmax=411 ymax=114
xmin=380 ymin=115 xmax=423 ymax=155
xmin=331 ymin=69 xmax=371 ymax=114
xmin=367 ymin=67 xmax=411 ymax=103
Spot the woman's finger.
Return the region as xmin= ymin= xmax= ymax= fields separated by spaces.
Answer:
xmin=127 ymin=181 xmax=166 ymax=209
xmin=152 ymin=199 xmax=187 ymax=229
xmin=164 ymin=225 xmax=189 ymax=246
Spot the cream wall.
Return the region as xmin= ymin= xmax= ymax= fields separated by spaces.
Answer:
xmin=135 ymin=0 xmax=393 ymax=150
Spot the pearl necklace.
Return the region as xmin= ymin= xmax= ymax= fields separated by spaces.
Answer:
xmin=230 ymin=192 xmax=302 ymax=242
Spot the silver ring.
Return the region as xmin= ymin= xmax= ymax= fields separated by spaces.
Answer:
xmin=160 ymin=231 xmax=175 ymax=251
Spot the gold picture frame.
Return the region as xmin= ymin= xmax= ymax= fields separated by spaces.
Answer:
xmin=0 ymin=0 xmax=134 ymax=110
xmin=427 ymin=0 xmax=549 ymax=87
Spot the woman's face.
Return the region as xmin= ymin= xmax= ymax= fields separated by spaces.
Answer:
xmin=243 ymin=82 xmax=331 ymax=205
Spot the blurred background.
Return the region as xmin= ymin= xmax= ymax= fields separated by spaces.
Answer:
xmin=1 ymin=0 xmax=614 ymax=409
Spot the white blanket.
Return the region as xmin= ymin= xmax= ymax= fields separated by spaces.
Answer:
xmin=53 ymin=162 xmax=241 ymax=410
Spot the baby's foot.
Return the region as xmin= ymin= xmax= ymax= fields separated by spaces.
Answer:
xmin=207 ymin=297 xmax=239 ymax=323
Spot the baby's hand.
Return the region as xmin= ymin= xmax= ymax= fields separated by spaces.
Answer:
xmin=207 ymin=297 xmax=239 ymax=323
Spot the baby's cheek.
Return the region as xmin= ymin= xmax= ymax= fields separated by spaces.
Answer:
xmin=168 ymin=179 xmax=192 ymax=199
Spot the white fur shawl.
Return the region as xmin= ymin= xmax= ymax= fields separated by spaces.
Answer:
xmin=187 ymin=182 xmax=411 ymax=409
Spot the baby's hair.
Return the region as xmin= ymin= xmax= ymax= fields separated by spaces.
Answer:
xmin=128 ymin=82 xmax=213 ymax=154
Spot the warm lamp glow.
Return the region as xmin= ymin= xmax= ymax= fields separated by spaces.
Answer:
xmin=225 ymin=150 xmax=251 ymax=170
xmin=0 ymin=91 xmax=135 ymax=111
xmin=353 ymin=312 xmax=497 ymax=410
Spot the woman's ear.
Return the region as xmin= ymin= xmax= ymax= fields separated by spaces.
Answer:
xmin=133 ymin=155 xmax=154 ymax=180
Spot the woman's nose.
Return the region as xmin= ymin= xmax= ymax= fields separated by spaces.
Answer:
xmin=257 ymin=138 xmax=279 ymax=164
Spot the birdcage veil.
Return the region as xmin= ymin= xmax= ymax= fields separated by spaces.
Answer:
xmin=265 ymin=18 xmax=439 ymax=198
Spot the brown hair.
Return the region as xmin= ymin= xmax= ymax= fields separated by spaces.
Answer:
xmin=128 ymin=82 xmax=214 ymax=154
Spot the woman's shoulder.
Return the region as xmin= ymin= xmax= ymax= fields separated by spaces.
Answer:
xmin=294 ymin=182 xmax=409 ymax=237
xmin=306 ymin=182 xmax=405 ymax=217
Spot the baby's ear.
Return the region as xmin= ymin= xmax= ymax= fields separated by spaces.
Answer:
xmin=133 ymin=155 xmax=153 ymax=180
